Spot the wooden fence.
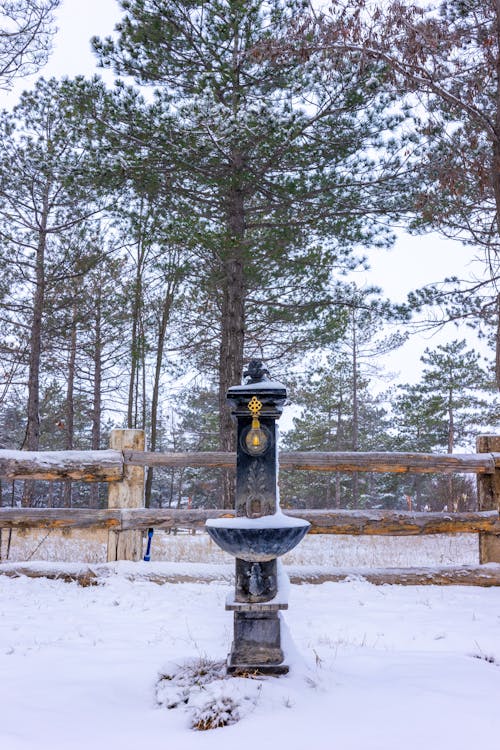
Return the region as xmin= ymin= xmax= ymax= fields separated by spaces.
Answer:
xmin=1 ymin=429 xmax=500 ymax=585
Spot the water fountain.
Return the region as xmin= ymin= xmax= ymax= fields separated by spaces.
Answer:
xmin=206 ymin=360 xmax=310 ymax=674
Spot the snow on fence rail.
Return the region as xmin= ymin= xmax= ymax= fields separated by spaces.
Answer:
xmin=1 ymin=430 xmax=499 ymax=583
xmin=0 ymin=449 xmax=124 ymax=481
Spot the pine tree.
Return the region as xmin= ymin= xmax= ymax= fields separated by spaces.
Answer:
xmin=0 ymin=1 xmax=59 ymax=89
xmin=0 ymin=78 xmax=109 ymax=505
xmin=305 ymin=0 xmax=500 ymax=388
xmin=145 ymin=384 xmax=221 ymax=509
xmin=338 ymin=287 xmax=406 ymax=504
xmin=387 ymin=339 xmax=500 ymax=510
xmin=282 ymin=352 xmax=389 ymax=509
xmin=419 ymin=339 xmax=495 ymax=454
xmin=92 ymin=0 xmax=406 ymax=492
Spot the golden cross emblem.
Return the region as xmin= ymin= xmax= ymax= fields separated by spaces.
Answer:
xmin=247 ymin=396 xmax=263 ymax=416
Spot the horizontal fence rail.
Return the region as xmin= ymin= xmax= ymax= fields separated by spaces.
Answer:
xmin=1 ymin=508 xmax=499 ymax=536
xmin=1 ymin=448 xmax=499 ymax=480
xmin=124 ymin=450 xmax=500 ymax=474
xmin=0 ymin=450 xmax=123 ymax=482
xmin=1 ymin=433 xmax=500 ymax=583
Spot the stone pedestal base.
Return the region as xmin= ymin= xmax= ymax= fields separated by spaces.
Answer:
xmin=226 ymin=564 xmax=289 ymax=675
xmin=228 ymin=610 xmax=285 ymax=674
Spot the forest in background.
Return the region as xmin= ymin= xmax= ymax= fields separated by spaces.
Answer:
xmin=1 ymin=0 xmax=500 ymax=512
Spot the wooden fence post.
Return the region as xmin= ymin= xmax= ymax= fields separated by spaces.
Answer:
xmin=476 ymin=435 xmax=500 ymax=564
xmin=107 ymin=429 xmax=145 ymax=562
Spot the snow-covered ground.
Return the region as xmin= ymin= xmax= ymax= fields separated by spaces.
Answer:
xmin=1 ymin=566 xmax=499 ymax=750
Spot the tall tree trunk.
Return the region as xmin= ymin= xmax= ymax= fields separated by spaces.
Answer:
xmin=90 ymin=290 xmax=102 ymax=509
xmin=218 ymin=254 xmax=245 ymax=449
xmin=351 ymin=312 xmax=360 ymax=507
xmin=325 ymin=405 xmax=333 ymax=507
xmin=145 ymin=289 xmax=175 ymax=507
xmin=447 ymin=389 xmax=455 ymax=504
xmin=494 ymin=0 xmax=500 ymax=236
xmin=219 ymin=179 xmax=246 ymax=509
xmin=63 ymin=300 xmax=78 ymax=508
xmin=134 ymin=359 xmax=139 ymax=427
xmin=335 ymin=397 xmax=343 ymax=508
xmin=22 ymin=186 xmax=49 ymax=507
xmin=493 ymin=1 xmax=500 ymax=388
xmin=25 ymin=225 xmax=47 ymax=450
xmin=140 ymin=315 xmax=147 ymax=429
xmin=127 ymin=273 xmax=142 ymax=428
xmin=218 ymin=34 xmax=247 ymax=508
xmin=447 ymin=391 xmax=454 ymax=454
xmin=496 ymin=294 xmax=500 ymax=391
xmin=127 ymin=299 xmax=139 ymax=428
xmin=415 ymin=475 xmax=422 ymax=510
xmin=127 ymin=228 xmax=146 ymax=428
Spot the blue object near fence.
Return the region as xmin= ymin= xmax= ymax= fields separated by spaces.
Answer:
xmin=143 ymin=528 xmax=154 ymax=561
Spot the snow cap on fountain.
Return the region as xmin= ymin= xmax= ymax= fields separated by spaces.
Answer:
xmin=227 ymin=359 xmax=286 ymax=417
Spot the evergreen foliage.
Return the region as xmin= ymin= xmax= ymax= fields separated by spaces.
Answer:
xmin=92 ymin=0 xmax=407 ymax=465
xmin=281 ymin=352 xmax=390 ymax=509
xmin=0 ymin=0 xmax=59 ymax=89
xmin=0 ymin=1 xmax=498 ymax=515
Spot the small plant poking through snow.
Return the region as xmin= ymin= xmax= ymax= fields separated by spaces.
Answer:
xmin=156 ymin=657 xmax=224 ymax=709
xmin=156 ymin=658 xmax=263 ymax=730
xmin=470 ymin=642 xmax=499 ymax=666
xmin=191 ymin=690 xmax=242 ymax=731
xmin=471 ymin=653 xmax=499 ymax=666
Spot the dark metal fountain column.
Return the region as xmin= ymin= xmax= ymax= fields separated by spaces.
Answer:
xmin=206 ymin=360 xmax=309 ymax=675
xmin=227 ymin=361 xmax=288 ymax=674
xmin=228 ymin=361 xmax=286 ymax=608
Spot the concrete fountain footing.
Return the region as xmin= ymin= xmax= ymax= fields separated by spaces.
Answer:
xmin=226 ymin=611 xmax=288 ymax=675
xmin=225 ymin=562 xmax=289 ymax=675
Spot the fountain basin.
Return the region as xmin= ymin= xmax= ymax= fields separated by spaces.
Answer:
xmin=205 ymin=514 xmax=310 ymax=562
